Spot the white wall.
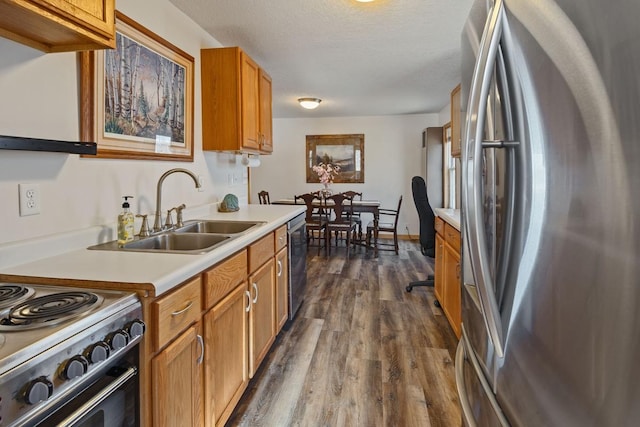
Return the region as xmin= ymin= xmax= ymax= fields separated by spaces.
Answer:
xmin=251 ymin=114 xmax=440 ymax=236
xmin=0 ymin=0 xmax=248 ymax=245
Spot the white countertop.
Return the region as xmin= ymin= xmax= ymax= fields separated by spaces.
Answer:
xmin=435 ymin=208 xmax=461 ymax=231
xmin=0 ymin=204 xmax=305 ymax=296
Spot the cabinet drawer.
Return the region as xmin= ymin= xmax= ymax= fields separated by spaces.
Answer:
xmin=153 ymin=276 xmax=202 ymax=351
xmin=274 ymin=225 xmax=287 ymax=252
xmin=445 ymin=223 xmax=461 ymax=252
xmin=249 ymin=233 xmax=275 ymax=272
xmin=435 ymin=217 xmax=445 ymax=236
xmin=203 ymin=250 xmax=248 ymax=309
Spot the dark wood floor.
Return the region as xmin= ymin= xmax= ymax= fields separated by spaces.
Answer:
xmin=227 ymin=239 xmax=461 ymax=426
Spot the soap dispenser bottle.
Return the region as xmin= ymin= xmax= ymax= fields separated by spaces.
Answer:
xmin=118 ymin=196 xmax=135 ymax=246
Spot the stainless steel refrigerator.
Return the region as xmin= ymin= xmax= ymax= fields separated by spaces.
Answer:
xmin=455 ymin=0 xmax=640 ymax=425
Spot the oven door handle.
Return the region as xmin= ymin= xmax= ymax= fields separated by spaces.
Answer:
xmin=56 ymin=366 xmax=137 ymax=427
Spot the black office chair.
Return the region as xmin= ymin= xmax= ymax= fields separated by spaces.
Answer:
xmin=406 ymin=176 xmax=436 ymax=293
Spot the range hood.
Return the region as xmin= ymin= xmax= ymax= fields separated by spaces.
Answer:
xmin=0 ymin=135 xmax=97 ymax=155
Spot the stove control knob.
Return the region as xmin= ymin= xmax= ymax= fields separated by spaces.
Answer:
xmin=127 ymin=320 xmax=146 ymax=339
xmin=25 ymin=377 xmax=53 ymax=405
xmin=109 ymin=330 xmax=130 ymax=351
xmin=88 ymin=341 xmax=110 ymax=364
xmin=62 ymin=355 xmax=89 ymax=380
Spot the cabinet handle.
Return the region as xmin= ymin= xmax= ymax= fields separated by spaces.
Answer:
xmin=245 ymin=290 xmax=251 ymax=312
xmin=196 ymin=334 xmax=204 ymax=365
xmin=252 ymin=282 xmax=259 ymax=304
xmin=277 ymin=260 xmax=283 ymax=277
xmin=171 ymin=301 xmax=193 ymax=317
xmin=456 ymin=263 xmax=461 ymax=280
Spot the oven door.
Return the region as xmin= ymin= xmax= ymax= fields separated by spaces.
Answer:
xmin=40 ymin=365 xmax=139 ymax=427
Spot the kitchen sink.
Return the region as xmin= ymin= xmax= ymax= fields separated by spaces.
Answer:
xmin=175 ymin=220 xmax=265 ymax=234
xmin=88 ymin=220 xmax=264 ymax=254
xmin=88 ymin=232 xmax=231 ymax=254
xmin=122 ymin=233 xmax=230 ymax=253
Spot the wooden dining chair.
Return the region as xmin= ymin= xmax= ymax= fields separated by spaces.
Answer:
xmin=340 ymin=191 xmax=363 ymax=242
xmin=295 ymin=193 xmax=328 ymax=254
xmin=258 ymin=190 xmax=271 ymax=204
xmin=326 ymin=193 xmax=356 ymax=257
xmin=366 ymin=195 xmax=403 ymax=255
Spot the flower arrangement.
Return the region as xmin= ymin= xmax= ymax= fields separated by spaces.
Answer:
xmin=312 ymin=162 xmax=341 ymax=185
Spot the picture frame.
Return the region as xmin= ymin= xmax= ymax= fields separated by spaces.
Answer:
xmin=79 ymin=11 xmax=194 ymax=161
xmin=306 ymin=134 xmax=364 ymax=183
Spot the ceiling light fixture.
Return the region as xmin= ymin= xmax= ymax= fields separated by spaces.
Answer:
xmin=356 ymin=0 xmax=375 ymax=2
xmin=298 ymin=97 xmax=322 ymax=110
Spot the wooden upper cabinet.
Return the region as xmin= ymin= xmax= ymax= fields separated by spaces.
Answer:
xmin=258 ymin=69 xmax=273 ymax=153
xmin=451 ymin=84 xmax=462 ymax=158
xmin=240 ymin=52 xmax=261 ymax=152
xmin=201 ymin=47 xmax=273 ymax=154
xmin=0 ymin=0 xmax=115 ymax=52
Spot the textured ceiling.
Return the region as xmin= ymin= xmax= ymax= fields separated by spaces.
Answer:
xmin=168 ymin=0 xmax=473 ymax=118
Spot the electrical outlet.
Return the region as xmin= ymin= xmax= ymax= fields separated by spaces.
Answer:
xmin=19 ymin=183 xmax=41 ymax=216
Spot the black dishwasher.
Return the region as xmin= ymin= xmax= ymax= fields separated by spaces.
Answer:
xmin=287 ymin=213 xmax=307 ymax=321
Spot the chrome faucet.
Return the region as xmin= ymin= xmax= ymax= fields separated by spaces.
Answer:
xmin=153 ymin=168 xmax=201 ymax=232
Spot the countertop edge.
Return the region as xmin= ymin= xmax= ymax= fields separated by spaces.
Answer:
xmin=435 ymin=208 xmax=461 ymax=231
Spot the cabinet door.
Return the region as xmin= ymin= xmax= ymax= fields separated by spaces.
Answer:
xmin=203 ymin=283 xmax=249 ymax=427
xmin=45 ymin=0 xmax=114 ymax=37
xmin=443 ymin=242 xmax=462 ymax=338
xmin=258 ymin=68 xmax=273 ymax=153
xmin=434 ymin=232 xmax=445 ymax=304
xmin=152 ymin=323 xmax=204 ymax=427
xmin=0 ymin=0 xmax=115 ymax=52
xmin=275 ymin=248 xmax=289 ymax=332
xmin=451 ymin=84 xmax=462 ymax=158
xmin=248 ymin=258 xmax=276 ymax=377
xmin=240 ymin=51 xmax=260 ymax=151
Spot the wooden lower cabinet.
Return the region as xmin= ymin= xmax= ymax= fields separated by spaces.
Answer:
xmin=203 ymin=283 xmax=249 ymax=427
xmin=248 ymin=258 xmax=276 ymax=377
xmin=434 ymin=218 xmax=462 ymax=338
xmin=275 ymin=247 xmax=289 ymax=332
xmin=143 ymin=227 xmax=288 ymax=427
xmin=152 ymin=322 xmax=204 ymax=427
xmin=443 ymin=241 xmax=461 ymax=338
xmin=434 ymin=232 xmax=445 ymax=304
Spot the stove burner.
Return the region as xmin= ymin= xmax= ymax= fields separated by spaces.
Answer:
xmin=0 ymin=291 xmax=103 ymax=330
xmin=0 ymin=284 xmax=35 ymax=310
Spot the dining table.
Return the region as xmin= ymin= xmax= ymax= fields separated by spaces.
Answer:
xmin=272 ymin=197 xmax=382 ymax=256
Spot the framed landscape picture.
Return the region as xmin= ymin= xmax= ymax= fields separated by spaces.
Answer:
xmin=306 ymin=134 xmax=364 ymax=183
xmin=79 ymin=11 xmax=194 ymax=161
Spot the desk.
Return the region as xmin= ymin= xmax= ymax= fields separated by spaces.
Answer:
xmin=272 ymin=198 xmax=381 ymax=256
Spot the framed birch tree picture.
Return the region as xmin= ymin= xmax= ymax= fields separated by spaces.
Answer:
xmin=79 ymin=11 xmax=194 ymax=161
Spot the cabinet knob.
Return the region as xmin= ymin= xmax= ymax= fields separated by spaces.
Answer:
xmin=252 ymin=283 xmax=259 ymax=303
xmin=245 ymin=290 xmax=251 ymax=312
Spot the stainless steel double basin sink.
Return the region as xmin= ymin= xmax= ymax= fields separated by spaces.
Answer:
xmin=88 ymin=220 xmax=265 ymax=254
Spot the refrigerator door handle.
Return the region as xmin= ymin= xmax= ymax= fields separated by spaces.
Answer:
xmin=462 ymin=0 xmax=506 ymax=357
xmin=456 ymin=327 xmax=510 ymax=427
xmin=455 ymin=339 xmax=478 ymax=427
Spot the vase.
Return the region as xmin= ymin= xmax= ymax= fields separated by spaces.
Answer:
xmin=321 ymin=183 xmax=332 ymax=198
